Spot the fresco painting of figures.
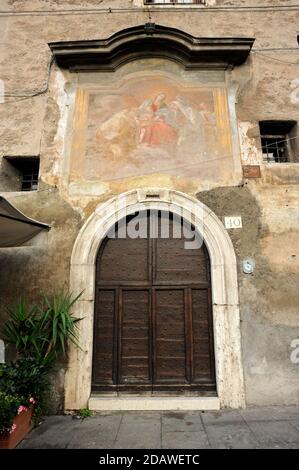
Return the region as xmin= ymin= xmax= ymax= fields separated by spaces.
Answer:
xmin=82 ymin=75 xmax=233 ymax=181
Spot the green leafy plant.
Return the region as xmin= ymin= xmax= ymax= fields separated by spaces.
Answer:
xmin=0 ymin=358 xmax=49 ymax=422
xmin=78 ymin=408 xmax=92 ymax=419
xmin=0 ymin=289 xmax=83 ymax=429
xmin=0 ymin=392 xmax=26 ymax=434
xmin=2 ymin=289 xmax=82 ymax=367
xmin=1 ymin=300 xmax=40 ymax=358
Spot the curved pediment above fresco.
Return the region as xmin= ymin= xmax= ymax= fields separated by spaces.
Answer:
xmin=49 ymin=23 xmax=254 ymax=71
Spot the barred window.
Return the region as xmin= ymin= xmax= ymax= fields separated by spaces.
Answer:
xmin=3 ymin=157 xmax=40 ymax=191
xmin=259 ymin=121 xmax=298 ymax=163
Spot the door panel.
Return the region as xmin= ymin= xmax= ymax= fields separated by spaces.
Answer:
xmin=191 ymin=289 xmax=215 ymax=384
xmin=153 ymin=213 xmax=208 ymax=286
xmin=97 ymin=237 xmax=150 ymax=284
xmin=92 ymin=211 xmax=216 ymax=394
xmin=92 ymin=289 xmax=115 ymax=386
xmin=119 ymin=289 xmax=151 ymax=385
xmin=155 ymin=237 xmax=208 ymax=285
xmin=154 ymin=289 xmax=186 ymax=383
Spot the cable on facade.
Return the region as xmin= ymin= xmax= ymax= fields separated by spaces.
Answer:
xmin=1 ymin=47 xmax=299 ymax=102
xmin=251 ymin=52 xmax=299 ymax=66
xmin=1 ymin=4 xmax=299 ymax=16
xmin=2 ymin=134 xmax=298 ymax=193
xmin=91 ymin=135 xmax=299 ymax=182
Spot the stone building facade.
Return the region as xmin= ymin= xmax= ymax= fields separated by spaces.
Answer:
xmin=0 ymin=0 xmax=299 ymax=411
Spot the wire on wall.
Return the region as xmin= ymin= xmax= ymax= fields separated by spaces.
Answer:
xmin=1 ymin=46 xmax=299 ymax=104
xmin=1 ymin=4 xmax=299 ymax=16
xmin=2 ymin=134 xmax=298 ymax=197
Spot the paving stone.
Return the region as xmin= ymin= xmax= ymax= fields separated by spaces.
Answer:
xmin=114 ymin=414 xmax=161 ymax=449
xmin=117 ymin=412 xmax=162 ymax=424
xmin=162 ymin=431 xmax=210 ymax=449
xmin=68 ymin=414 xmax=122 ymax=449
xmin=204 ymin=422 xmax=260 ymax=449
xmin=162 ymin=412 xmax=205 ymax=432
xmin=290 ymin=420 xmax=299 ymax=432
xmin=246 ymin=420 xmax=299 ymax=449
xmin=18 ymin=416 xmax=77 ymax=449
xmin=275 ymin=406 xmax=299 ymax=421
xmin=241 ymin=406 xmax=299 ymax=422
xmin=201 ymin=410 xmax=243 ymax=425
xmin=16 ymin=407 xmax=299 ymax=449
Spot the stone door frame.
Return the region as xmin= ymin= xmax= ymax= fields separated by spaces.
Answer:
xmin=65 ymin=188 xmax=245 ymax=410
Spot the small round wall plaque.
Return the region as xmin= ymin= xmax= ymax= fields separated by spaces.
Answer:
xmin=243 ymin=259 xmax=255 ymax=274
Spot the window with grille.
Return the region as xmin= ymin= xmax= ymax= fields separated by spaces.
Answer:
xmin=2 ymin=157 xmax=40 ymax=191
xmin=259 ymin=121 xmax=298 ymax=163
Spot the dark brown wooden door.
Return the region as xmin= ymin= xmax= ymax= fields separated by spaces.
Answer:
xmin=92 ymin=211 xmax=216 ymax=394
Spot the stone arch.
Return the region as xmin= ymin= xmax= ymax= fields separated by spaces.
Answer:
xmin=65 ymin=188 xmax=245 ymax=410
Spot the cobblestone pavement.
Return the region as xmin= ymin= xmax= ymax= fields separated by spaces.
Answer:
xmin=18 ymin=406 xmax=299 ymax=449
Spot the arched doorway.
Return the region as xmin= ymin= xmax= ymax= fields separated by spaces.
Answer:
xmin=65 ymin=188 xmax=245 ymax=410
xmin=92 ymin=210 xmax=216 ymax=394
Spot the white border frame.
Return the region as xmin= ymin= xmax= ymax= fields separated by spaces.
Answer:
xmin=65 ymin=188 xmax=245 ymax=410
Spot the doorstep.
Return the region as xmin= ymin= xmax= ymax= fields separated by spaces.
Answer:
xmin=88 ymin=395 xmax=220 ymax=411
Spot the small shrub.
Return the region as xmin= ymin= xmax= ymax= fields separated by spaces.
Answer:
xmin=0 ymin=392 xmax=33 ymax=434
xmin=0 ymin=358 xmax=48 ymax=422
xmin=79 ymin=408 xmax=92 ymax=419
xmin=2 ymin=290 xmax=82 ymax=368
xmin=0 ymin=289 xmax=82 ymax=425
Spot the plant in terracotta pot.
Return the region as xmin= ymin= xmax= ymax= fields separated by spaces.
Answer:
xmin=0 ymin=392 xmax=35 ymax=449
xmin=0 ymin=290 xmax=82 ymax=448
xmin=0 ymin=356 xmax=48 ymax=424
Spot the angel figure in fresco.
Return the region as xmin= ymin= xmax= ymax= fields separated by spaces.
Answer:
xmin=167 ymin=97 xmax=217 ymax=157
xmin=137 ymin=93 xmax=178 ymax=148
xmin=95 ymin=107 xmax=138 ymax=162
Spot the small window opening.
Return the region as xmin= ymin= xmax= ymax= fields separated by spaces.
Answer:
xmin=259 ymin=121 xmax=298 ymax=163
xmin=2 ymin=157 xmax=40 ymax=191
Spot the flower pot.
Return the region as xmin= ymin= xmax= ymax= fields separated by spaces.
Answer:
xmin=0 ymin=406 xmax=33 ymax=449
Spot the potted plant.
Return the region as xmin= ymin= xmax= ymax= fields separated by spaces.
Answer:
xmin=0 ymin=290 xmax=82 ymax=448
xmin=0 ymin=356 xmax=48 ymax=448
xmin=0 ymin=392 xmax=35 ymax=449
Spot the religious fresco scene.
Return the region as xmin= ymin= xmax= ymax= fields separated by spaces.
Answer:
xmin=77 ymin=75 xmax=233 ymax=182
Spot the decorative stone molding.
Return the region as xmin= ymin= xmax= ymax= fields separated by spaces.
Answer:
xmin=65 ymin=188 xmax=245 ymax=410
xmin=49 ymin=24 xmax=255 ymax=71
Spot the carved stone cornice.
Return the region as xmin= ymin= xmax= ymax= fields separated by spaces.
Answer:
xmin=49 ymin=24 xmax=255 ymax=71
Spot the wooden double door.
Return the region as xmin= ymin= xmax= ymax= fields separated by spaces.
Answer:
xmin=92 ymin=211 xmax=216 ymax=394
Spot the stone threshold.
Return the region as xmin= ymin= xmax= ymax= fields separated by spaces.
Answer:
xmin=89 ymin=395 xmax=220 ymax=411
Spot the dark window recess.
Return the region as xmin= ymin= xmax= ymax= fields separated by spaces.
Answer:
xmin=3 ymin=157 xmax=39 ymax=191
xmin=259 ymin=121 xmax=298 ymax=163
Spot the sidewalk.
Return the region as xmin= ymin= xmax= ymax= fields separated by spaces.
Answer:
xmin=18 ymin=406 xmax=299 ymax=449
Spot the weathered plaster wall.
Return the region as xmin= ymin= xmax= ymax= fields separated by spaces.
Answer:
xmin=199 ymin=184 xmax=299 ymax=406
xmin=0 ymin=189 xmax=82 ymax=411
xmin=0 ymin=0 xmax=299 ymax=409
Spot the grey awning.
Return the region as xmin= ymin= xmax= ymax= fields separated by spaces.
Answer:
xmin=0 ymin=196 xmax=50 ymax=247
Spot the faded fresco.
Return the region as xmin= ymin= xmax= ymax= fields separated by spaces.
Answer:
xmin=71 ymin=75 xmax=233 ymax=182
